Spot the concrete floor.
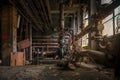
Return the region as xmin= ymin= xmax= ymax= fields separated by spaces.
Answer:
xmin=0 ymin=64 xmax=114 ymax=80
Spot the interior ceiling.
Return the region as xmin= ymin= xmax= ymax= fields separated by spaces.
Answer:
xmin=1 ymin=0 xmax=119 ymax=35
xmin=9 ymin=0 xmax=52 ymax=31
xmin=7 ymin=0 xmax=81 ymax=34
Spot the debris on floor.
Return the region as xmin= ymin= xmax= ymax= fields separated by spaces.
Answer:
xmin=0 ymin=64 xmax=114 ymax=80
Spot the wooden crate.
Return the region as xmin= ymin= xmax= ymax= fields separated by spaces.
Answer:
xmin=10 ymin=52 xmax=25 ymax=66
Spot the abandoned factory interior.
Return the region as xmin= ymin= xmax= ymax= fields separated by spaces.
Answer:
xmin=0 ymin=0 xmax=120 ymax=80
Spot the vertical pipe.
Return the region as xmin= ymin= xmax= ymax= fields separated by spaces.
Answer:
xmin=0 ymin=11 xmax=1 ymax=60
xmin=59 ymin=2 xmax=64 ymax=59
xmin=72 ymin=14 xmax=76 ymax=44
xmin=77 ymin=9 xmax=80 ymax=34
xmin=60 ymin=3 xmax=64 ymax=30
xmin=113 ymin=11 xmax=115 ymax=35
xmin=30 ymin=22 xmax=32 ymax=61
xmin=17 ymin=15 xmax=21 ymax=28
xmin=80 ymin=6 xmax=83 ymax=31
xmin=88 ymin=0 xmax=91 ymax=49
xmin=73 ymin=14 xmax=76 ymax=35
xmin=89 ymin=0 xmax=97 ymax=50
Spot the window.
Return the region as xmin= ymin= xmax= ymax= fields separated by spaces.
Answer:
xmin=114 ymin=5 xmax=120 ymax=34
xmin=82 ymin=34 xmax=88 ymax=47
xmin=102 ymin=14 xmax=113 ymax=36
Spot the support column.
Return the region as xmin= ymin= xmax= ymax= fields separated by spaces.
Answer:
xmin=1 ymin=6 xmax=17 ymax=66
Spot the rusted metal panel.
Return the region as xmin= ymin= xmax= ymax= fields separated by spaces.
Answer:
xmin=17 ymin=39 xmax=30 ymax=49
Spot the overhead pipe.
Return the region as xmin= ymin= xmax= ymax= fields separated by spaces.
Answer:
xmin=81 ymin=49 xmax=107 ymax=64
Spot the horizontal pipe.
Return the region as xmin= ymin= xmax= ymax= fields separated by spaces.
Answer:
xmin=81 ymin=49 xmax=105 ymax=57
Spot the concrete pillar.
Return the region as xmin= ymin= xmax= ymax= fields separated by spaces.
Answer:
xmin=1 ymin=6 xmax=17 ymax=66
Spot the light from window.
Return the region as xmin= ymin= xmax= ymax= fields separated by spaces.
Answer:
xmin=102 ymin=14 xmax=113 ymax=36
